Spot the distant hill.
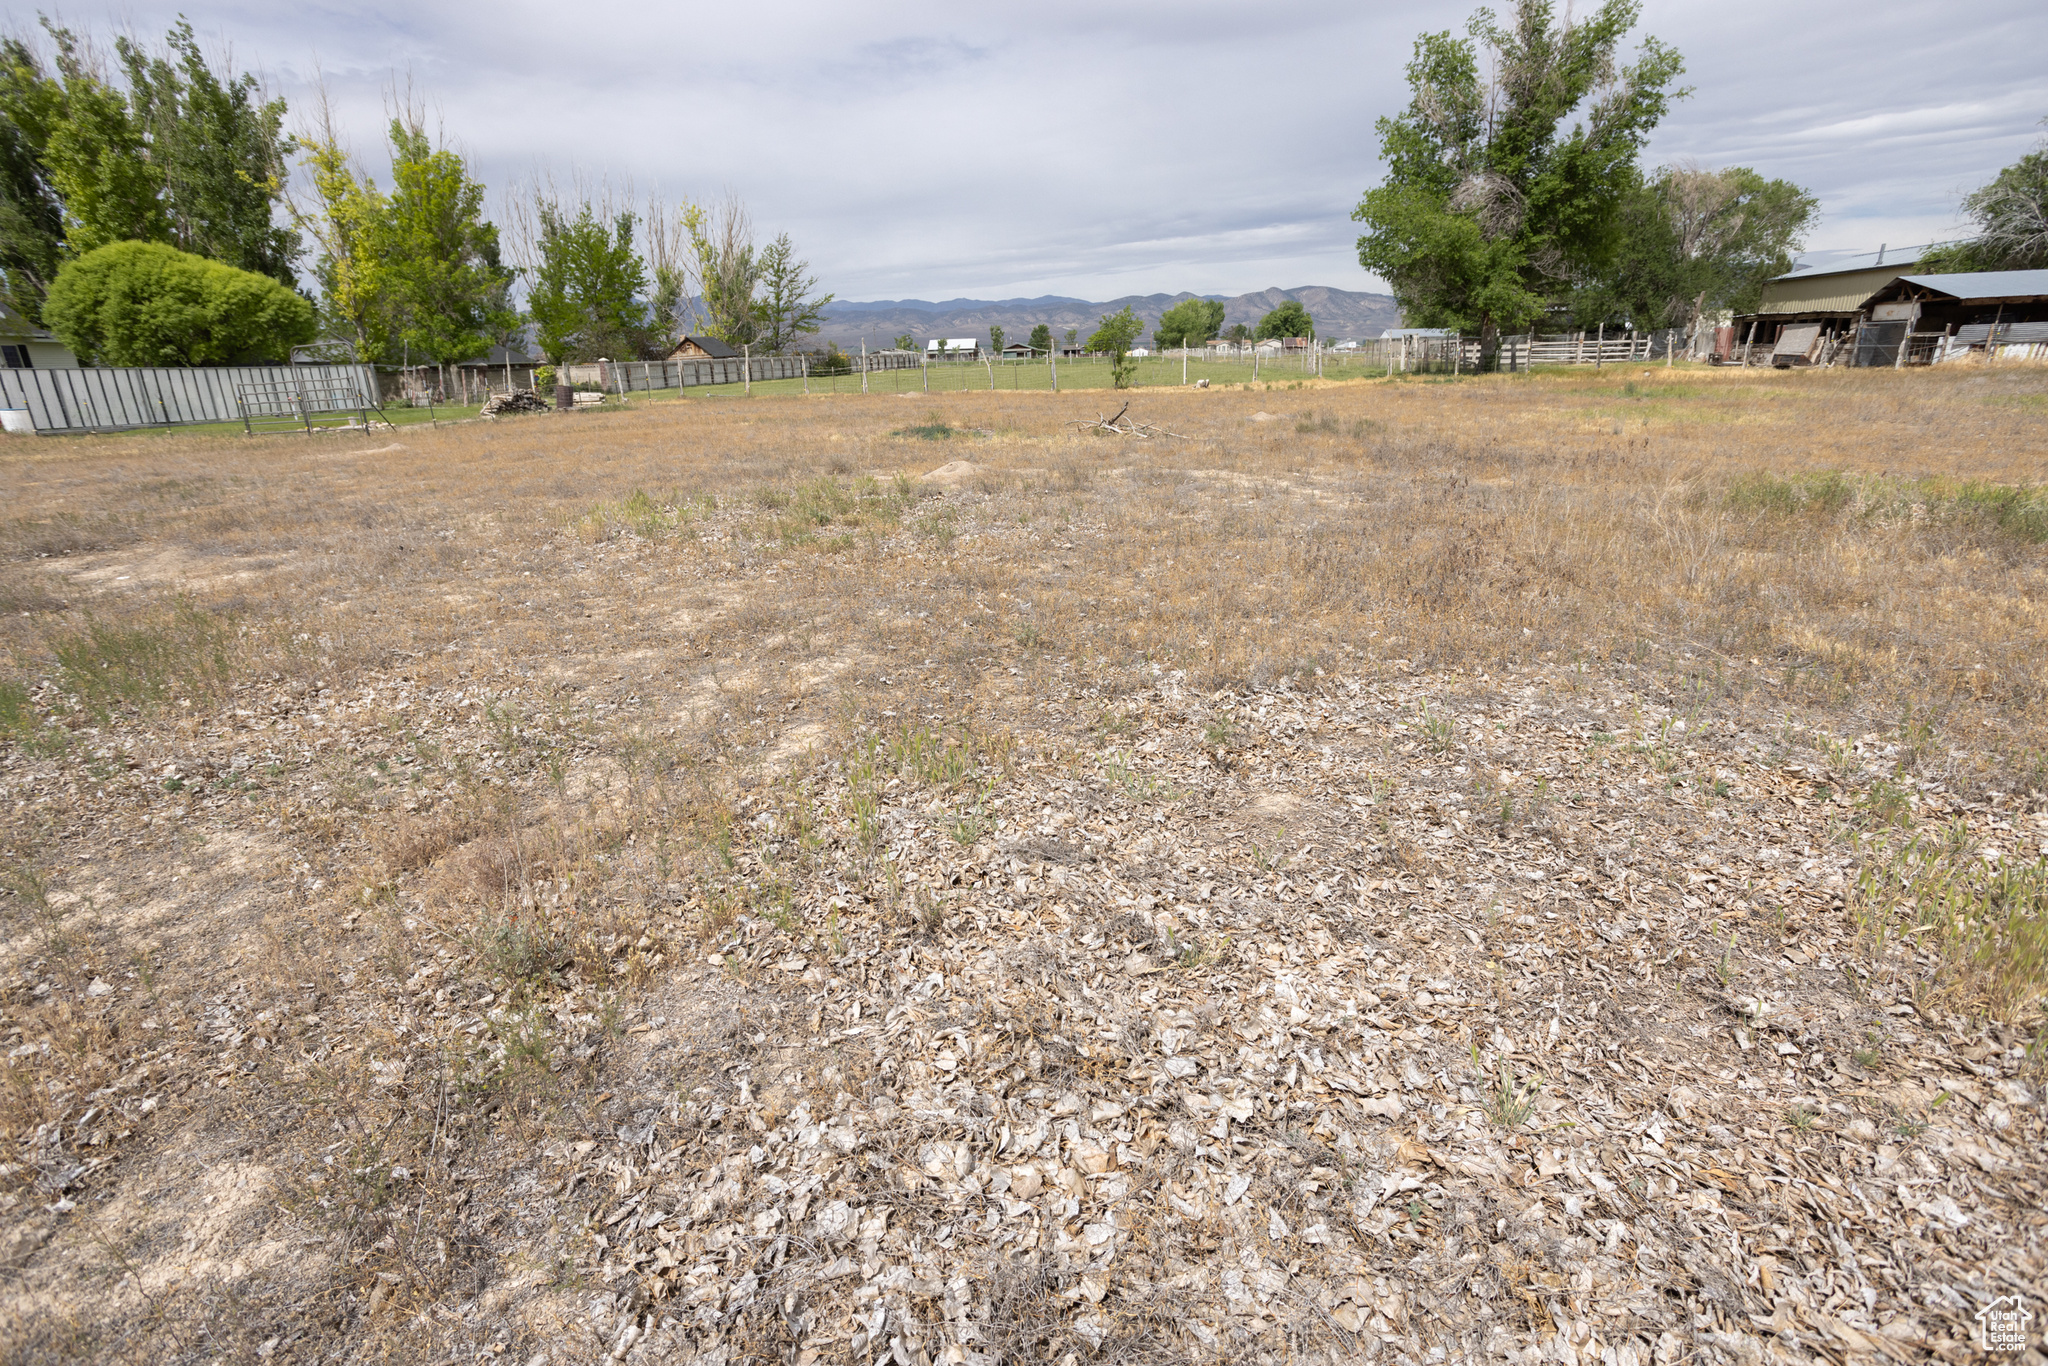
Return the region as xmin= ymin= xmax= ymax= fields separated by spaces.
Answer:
xmin=812 ymin=285 xmax=1400 ymax=349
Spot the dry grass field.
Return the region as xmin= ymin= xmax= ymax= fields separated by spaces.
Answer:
xmin=1 ymin=363 xmax=2044 ymax=1366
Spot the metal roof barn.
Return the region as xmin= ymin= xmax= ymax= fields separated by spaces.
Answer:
xmin=1862 ymin=271 xmax=2048 ymax=306
xmin=1753 ymin=261 xmax=1920 ymax=318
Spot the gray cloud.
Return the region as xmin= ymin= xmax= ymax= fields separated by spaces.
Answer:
xmin=10 ymin=0 xmax=2043 ymax=298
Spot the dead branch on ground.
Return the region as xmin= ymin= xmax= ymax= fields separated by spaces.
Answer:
xmin=1068 ymin=402 xmax=1185 ymax=439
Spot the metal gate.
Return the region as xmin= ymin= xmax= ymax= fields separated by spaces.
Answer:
xmin=235 ymin=373 xmax=379 ymax=434
xmin=1851 ymin=321 xmax=1906 ymax=368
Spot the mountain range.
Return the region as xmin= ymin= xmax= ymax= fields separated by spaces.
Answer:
xmin=812 ymin=285 xmax=1401 ymax=349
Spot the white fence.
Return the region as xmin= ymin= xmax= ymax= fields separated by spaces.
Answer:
xmin=0 ymin=363 xmax=381 ymax=435
xmin=1189 ymin=329 xmax=1687 ymax=377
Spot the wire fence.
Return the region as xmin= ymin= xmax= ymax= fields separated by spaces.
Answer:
xmin=687 ymin=329 xmax=1705 ymax=396
xmin=0 ymin=326 xmax=1728 ymax=435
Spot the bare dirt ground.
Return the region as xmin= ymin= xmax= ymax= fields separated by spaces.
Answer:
xmin=2 ymin=366 xmax=2045 ymax=1365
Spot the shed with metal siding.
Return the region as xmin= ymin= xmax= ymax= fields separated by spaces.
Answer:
xmin=1753 ymin=262 xmax=1920 ymax=319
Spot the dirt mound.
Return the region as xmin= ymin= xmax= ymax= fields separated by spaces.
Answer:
xmin=922 ymin=459 xmax=983 ymax=485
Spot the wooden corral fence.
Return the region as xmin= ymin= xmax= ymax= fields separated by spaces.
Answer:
xmin=1312 ymin=330 xmax=1683 ymax=376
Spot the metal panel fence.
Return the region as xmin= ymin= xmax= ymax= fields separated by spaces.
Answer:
xmin=0 ymin=363 xmax=380 ymax=435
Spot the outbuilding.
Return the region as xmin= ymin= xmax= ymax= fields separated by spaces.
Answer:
xmin=1851 ymin=270 xmax=2048 ymax=365
xmin=1734 ymin=252 xmax=1924 ymax=364
xmin=671 ymin=335 xmax=738 ymax=360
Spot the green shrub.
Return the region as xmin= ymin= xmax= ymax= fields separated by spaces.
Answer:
xmin=45 ymin=240 xmax=316 ymax=366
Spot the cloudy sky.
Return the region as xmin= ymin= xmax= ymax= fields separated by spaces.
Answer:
xmin=14 ymin=0 xmax=2045 ymax=301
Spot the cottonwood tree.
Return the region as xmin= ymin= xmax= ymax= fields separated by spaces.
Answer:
xmin=1027 ymin=322 xmax=1051 ymax=353
xmin=1353 ymin=0 xmax=1686 ymax=357
xmin=641 ymin=193 xmax=690 ymax=353
xmin=1590 ymin=161 xmax=1815 ymax=330
xmin=1086 ymin=305 xmax=1144 ymax=388
xmin=683 ymin=195 xmax=760 ymax=346
xmin=754 ymin=231 xmax=832 ymax=353
xmin=894 ymin=333 xmax=915 ymax=351
xmin=988 ymin=323 xmax=1004 ymax=355
xmin=0 ymin=38 xmax=64 ymax=322
xmin=116 ymin=20 xmax=298 ymax=284
xmin=1155 ymin=297 xmax=1223 ymax=348
xmin=1922 ymin=123 xmax=2048 ymax=273
xmin=0 ymin=17 xmax=299 ymax=319
xmin=1254 ymin=300 xmax=1313 ymax=340
xmin=3 ymin=22 xmax=166 ymax=260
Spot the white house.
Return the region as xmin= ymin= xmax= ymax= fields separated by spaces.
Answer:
xmin=926 ymin=338 xmax=979 ymax=359
xmin=0 ymin=303 xmax=80 ymax=370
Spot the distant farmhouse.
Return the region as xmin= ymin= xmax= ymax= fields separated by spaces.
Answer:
xmin=1000 ymin=341 xmax=1042 ymax=359
xmin=926 ymin=338 xmax=979 ymax=360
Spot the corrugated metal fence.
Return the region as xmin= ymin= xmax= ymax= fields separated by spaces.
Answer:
xmin=0 ymin=364 xmax=380 ymax=435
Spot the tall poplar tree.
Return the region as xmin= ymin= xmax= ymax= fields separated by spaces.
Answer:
xmin=0 ymin=37 xmax=64 ymax=322
xmin=116 ymin=20 xmax=299 ymax=286
xmin=289 ymin=92 xmax=389 ymax=361
xmin=0 ymin=18 xmax=300 ymax=319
